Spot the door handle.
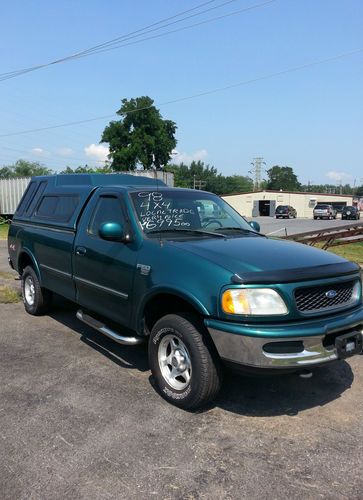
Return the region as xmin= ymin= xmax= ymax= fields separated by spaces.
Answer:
xmin=75 ymin=246 xmax=87 ymax=256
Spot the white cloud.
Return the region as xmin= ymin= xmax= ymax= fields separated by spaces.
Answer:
xmin=84 ymin=143 xmax=109 ymax=162
xmin=55 ymin=147 xmax=73 ymax=157
xmin=172 ymin=148 xmax=208 ymax=165
xmin=31 ymin=147 xmax=45 ymax=156
xmin=326 ymin=170 xmax=353 ymax=183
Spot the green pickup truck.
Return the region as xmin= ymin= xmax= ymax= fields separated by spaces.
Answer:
xmin=8 ymin=174 xmax=363 ymax=409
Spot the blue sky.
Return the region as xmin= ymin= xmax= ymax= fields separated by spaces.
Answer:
xmin=0 ymin=0 xmax=362 ymax=185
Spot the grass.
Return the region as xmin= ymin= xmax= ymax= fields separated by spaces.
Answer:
xmin=0 ymin=271 xmax=17 ymax=279
xmin=0 ymin=285 xmax=21 ymax=303
xmin=328 ymin=242 xmax=363 ymax=265
xmin=0 ymin=224 xmax=9 ymax=240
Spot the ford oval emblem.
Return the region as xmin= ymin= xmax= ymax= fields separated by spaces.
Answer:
xmin=325 ymin=290 xmax=337 ymax=299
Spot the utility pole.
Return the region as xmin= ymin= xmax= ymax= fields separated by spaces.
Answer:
xmin=249 ymin=157 xmax=266 ymax=191
xmin=193 ymin=175 xmax=206 ymax=190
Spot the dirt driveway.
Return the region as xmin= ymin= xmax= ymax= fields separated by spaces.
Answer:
xmin=0 ymin=241 xmax=362 ymax=499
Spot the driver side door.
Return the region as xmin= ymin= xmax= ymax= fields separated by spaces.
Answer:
xmin=73 ymin=190 xmax=138 ymax=327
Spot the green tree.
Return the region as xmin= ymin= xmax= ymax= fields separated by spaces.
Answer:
xmin=101 ymin=96 xmax=177 ymax=171
xmin=59 ymin=165 xmax=113 ymax=174
xmin=266 ymin=165 xmax=301 ymax=191
xmin=166 ymin=161 xmax=253 ymax=195
xmin=0 ymin=160 xmax=52 ymax=178
xmin=0 ymin=166 xmax=14 ymax=179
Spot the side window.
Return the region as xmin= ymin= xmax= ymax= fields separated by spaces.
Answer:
xmin=15 ymin=182 xmax=37 ymax=216
xmin=36 ymin=195 xmax=79 ymax=222
xmin=25 ymin=181 xmax=47 ymax=216
xmin=88 ymin=196 xmax=125 ymax=236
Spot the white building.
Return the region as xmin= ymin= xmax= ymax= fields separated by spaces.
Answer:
xmin=222 ymin=190 xmax=355 ymax=218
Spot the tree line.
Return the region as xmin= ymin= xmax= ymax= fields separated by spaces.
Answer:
xmin=1 ymin=96 xmax=362 ymax=196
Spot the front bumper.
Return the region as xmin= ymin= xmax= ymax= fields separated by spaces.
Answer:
xmin=205 ymin=306 xmax=363 ymax=369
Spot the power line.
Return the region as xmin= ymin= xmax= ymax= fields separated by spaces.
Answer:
xmin=0 ymin=0 xmax=252 ymax=82
xmin=0 ymin=46 xmax=362 ymax=138
xmin=67 ymin=1 xmax=276 ymax=61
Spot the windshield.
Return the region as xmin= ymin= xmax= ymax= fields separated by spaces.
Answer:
xmin=130 ymin=189 xmax=255 ymax=236
xmin=315 ymin=205 xmax=330 ymax=209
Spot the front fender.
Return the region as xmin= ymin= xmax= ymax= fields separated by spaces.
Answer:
xmin=134 ymin=285 xmax=210 ymax=334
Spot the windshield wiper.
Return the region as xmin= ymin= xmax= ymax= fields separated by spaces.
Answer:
xmin=147 ymin=228 xmax=226 ymax=238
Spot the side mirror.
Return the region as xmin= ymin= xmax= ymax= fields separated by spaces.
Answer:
xmin=249 ymin=220 xmax=260 ymax=233
xmin=99 ymin=222 xmax=127 ymax=241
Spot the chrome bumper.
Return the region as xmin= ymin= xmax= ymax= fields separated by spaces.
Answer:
xmin=208 ymin=327 xmax=363 ymax=369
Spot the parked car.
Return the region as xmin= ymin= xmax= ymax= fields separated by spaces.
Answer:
xmin=275 ymin=205 xmax=297 ymax=219
xmin=313 ymin=204 xmax=337 ymax=220
xmin=341 ymin=206 xmax=360 ymax=220
xmin=8 ymin=175 xmax=363 ymax=410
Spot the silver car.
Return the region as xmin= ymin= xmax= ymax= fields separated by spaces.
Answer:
xmin=313 ymin=204 xmax=337 ymax=220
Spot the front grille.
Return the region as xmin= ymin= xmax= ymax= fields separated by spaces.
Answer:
xmin=295 ymin=280 xmax=358 ymax=314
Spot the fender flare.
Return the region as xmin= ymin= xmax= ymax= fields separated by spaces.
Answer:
xmin=134 ymin=286 xmax=210 ymax=334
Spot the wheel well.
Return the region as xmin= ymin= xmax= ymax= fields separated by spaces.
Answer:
xmin=18 ymin=252 xmax=34 ymax=276
xmin=143 ymin=294 xmax=202 ymax=335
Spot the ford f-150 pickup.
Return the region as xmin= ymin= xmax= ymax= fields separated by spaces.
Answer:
xmin=8 ymin=174 xmax=363 ymax=409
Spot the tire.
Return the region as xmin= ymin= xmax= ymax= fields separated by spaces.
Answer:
xmin=21 ymin=265 xmax=52 ymax=315
xmin=314 ymin=217 xmax=317 ymax=220
xmin=148 ymin=313 xmax=222 ymax=410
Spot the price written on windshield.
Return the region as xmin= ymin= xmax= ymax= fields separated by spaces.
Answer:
xmin=137 ymin=191 xmax=195 ymax=230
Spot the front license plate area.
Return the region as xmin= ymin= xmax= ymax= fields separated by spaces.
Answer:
xmin=335 ymin=332 xmax=363 ymax=359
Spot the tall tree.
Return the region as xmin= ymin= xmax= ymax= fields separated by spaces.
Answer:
xmin=266 ymin=165 xmax=301 ymax=191
xmin=101 ymin=96 xmax=177 ymax=171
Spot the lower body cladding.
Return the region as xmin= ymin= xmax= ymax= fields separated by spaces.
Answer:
xmin=205 ymin=309 xmax=363 ymax=370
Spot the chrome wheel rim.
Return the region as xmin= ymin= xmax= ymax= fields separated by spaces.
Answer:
xmin=158 ymin=334 xmax=192 ymax=390
xmin=24 ymin=276 xmax=35 ymax=306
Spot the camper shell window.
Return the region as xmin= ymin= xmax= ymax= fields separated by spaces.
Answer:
xmin=35 ymin=195 xmax=79 ymax=222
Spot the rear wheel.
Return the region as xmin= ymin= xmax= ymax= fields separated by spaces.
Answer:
xmin=21 ymin=265 xmax=52 ymax=315
xmin=148 ymin=313 xmax=222 ymax=410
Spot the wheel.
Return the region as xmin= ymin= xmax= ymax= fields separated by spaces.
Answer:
xmin=202 ymin=219 xmax=223 ymax=229
xmin=314 ymin=217 xmax=317 ymax=220
xmin=21 ymin=265 xmax=52 ymax=315
xmin=148 ymin=313 xmax=222 ymax=410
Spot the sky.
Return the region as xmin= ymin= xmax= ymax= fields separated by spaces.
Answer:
xmin=0 ymin=0 xmax=362 ymax=185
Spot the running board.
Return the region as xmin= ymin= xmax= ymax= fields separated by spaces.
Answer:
xmin=76 ymin=310 xmax=144 ymax=346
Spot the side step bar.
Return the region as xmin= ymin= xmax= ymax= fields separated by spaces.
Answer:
xmin=76 ymin=310 xmax=144 ymax=346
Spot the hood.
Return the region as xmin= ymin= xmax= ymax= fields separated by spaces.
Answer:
xmin=169 ymin=235 xmax=358 ymax=283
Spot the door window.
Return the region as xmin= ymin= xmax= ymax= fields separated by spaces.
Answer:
xmin=88 ymin=196 xmax=125 ymax=236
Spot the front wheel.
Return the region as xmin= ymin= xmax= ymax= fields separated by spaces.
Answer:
xmin=148 ymin=313 xmax=222 ymax=410
xmin=21 ymin=265 xmax=52 ymax=315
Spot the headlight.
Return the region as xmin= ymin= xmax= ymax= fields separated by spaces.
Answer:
xmin=222 ymin=288 xmax=288 ymax=315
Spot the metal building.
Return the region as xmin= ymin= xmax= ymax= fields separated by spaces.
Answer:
xmin=0 ymin=177 xmax=31 ymax=216
xmin=222 ymin=190 xmax=355 ymax=218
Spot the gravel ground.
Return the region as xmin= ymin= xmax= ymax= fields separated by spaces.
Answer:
xmin=0 ymin=240 xmax=362 ymax=499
